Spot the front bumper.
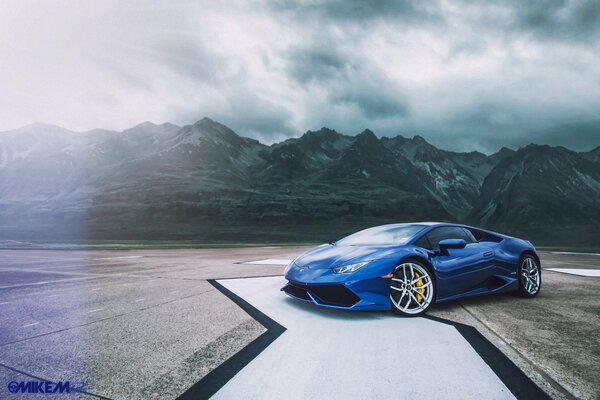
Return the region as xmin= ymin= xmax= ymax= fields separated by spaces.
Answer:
xmin=282 ymin=261 xmax=395 ymax=311
xmin=282 ymin=281 xmax=361 ymax=307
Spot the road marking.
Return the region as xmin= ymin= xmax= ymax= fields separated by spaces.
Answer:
xmin=169 ymin=290 xmax=179 ymax=294
xmin=240 ymin=258 xmax=292 ymax=265
xmin=134 ymin=298 xmax=145 ymax=302
xmin=91 ymin=288 xmax=101 ymax=291
xmin=552 ymin=251 xmax=600 ymax=256
xmin=0 ymin=276 xmax=97 ymax=289
xmin=546 ymin=268 xmax=600 ymax=277
xmin=93 ymin=256 xmax=144 ymax=260
xmin=47 ymin=294 xmax=60 ymax=298
xmin=0 ymin=301 xmax=12 ymax=305
xmin=22 ymin=322 xmax=40 ymax=328
xmin=88 ymin=308 xmax=103 ymax=313
xmin=212 ymin=276 xmax=515 ymax=399
xmin=0 ymin=266 xmax=100 ymax=276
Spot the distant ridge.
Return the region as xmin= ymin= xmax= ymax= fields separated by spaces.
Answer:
xmin=0 ymin=118 xmax=598 ymax=245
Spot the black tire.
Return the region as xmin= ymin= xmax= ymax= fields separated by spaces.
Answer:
xmin=390 ymin=259 xmax=436 ymax=317
xmin=515 ymin=254 xmax=541 ymax=298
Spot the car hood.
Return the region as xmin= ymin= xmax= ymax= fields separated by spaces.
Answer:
xmin=295 ymin=243 xmax=408 ymax=269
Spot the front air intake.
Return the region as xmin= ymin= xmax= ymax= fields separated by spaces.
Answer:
xmin=283 ymin=281 xmax=360 ymax=307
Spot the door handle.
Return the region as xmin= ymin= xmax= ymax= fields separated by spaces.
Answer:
xmin=483 ymin=251 xmax=493 ymax=258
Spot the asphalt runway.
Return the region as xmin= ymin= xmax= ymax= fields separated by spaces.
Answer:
xmin=0 ymin=248 xmax=598 ymax=399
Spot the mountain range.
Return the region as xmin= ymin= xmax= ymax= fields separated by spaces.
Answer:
xmin=0 ymin=118 xmax=599 ymax=246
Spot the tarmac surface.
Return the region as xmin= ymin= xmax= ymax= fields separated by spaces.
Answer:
xmin=0 ymin=248 xmax=598 ymax=399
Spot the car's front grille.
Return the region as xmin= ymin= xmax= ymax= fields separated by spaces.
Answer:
xmin=282 ymin=281 xmax=360 ymax=308
xmin=281 ymin=283 xmax=311 ymax=301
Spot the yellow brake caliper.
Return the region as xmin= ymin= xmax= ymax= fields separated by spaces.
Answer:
xmin=414 ymin=272 xmax=424 ymax=302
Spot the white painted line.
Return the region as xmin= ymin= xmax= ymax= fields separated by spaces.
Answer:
xmin=214 ymin=276 xmax=515 ymax=400
xmin=88 ymin=308 xmax=103 ymax=313
xmin=134 ymin=298 xmax=146 ymax=302
xmin=261 ymin=246 xmax=281 ymax=249
xmin=0 ymin=301 xmax=12 ymax=305
xmin=552 ymin=251 xmax=600 ymax=256
xmin=0 ymin=276 xmax=95 ymax=289
xmin=47 ymin=294 xmax=60 ymax=298
xmin=240 ymin=258 xmax=292 ymax=266
xmin=547 ymin=268 xmax=600 ymax=277
xmin=22 ymin=322 xmax=40 ymax=328
xmin=93 ymin=256 xmax=144 ymax=260
xmin=91 ymin=288 xmax=101 ymax=291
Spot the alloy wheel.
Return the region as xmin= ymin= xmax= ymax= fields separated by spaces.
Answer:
xmin=390 ymin=262 xmax=434 ymax=315
xmin=521 ymin=257 xmax=540 ymax=295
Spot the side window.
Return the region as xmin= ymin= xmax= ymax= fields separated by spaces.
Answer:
xmin=467 ymin=228 xmax=484 ymax=242
xmin=468 ymin=228 xmax=503 ymax=243
xmin=414 ymin=235 xmax=432 ymax=250
xmin=426 ymin=226 xmax=475 ymax=250
xmin=461 ymin=228 xmax=477 ymax=243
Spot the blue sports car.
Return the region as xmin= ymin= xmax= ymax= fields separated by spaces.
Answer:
xmin=282 ymin=222 xmax=541 ymax=316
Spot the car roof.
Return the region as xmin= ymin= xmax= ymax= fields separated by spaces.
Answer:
xmin=383 ymin=222 xmax=460 ymax=227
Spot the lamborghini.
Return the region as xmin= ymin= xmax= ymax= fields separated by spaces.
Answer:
xmin=281 ymin=222 xmax=541 ymax=316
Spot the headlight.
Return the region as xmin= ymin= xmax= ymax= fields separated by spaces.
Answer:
xmin=333 ymin=261 xmax=371 ymax=274
xmin=284 ymin=258 xmax=297 ymax=275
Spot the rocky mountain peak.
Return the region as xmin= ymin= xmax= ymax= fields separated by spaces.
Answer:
xmin=342 ymin=129 xmax=386 ymax=159
xmin=129 ymin=121 xmax=157 ymax=130
xmin=354 ymin=128 xmax=379 ymax=143
xmin=582 ymin=145 xmax=600 ymax=162
xmin=2 ymin=122 xmax=74 ymax=137
xmin=495 ymin=146 xmax=514 ymax=155
xmin=175 ymin=117 xmax=246 ymax=146
xmin=300 ymin=127 xmax=345 ymax=144
xmin=412 ymin=134 xmax=428 ymax=144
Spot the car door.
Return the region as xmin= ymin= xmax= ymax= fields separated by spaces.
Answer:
xmin=423 ymin=226 xmax=496 ymax=300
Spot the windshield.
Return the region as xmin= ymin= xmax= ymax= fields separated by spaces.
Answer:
xmin=335 ymin=224 xmax=426 ymax=246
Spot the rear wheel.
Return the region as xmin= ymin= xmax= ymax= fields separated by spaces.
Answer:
xmin=390 ymin=261 xmax=435 ymax=317
xmin=515 ymin=255 xmax=541 ymax=298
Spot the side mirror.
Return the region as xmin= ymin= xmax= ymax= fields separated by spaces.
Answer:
xmin=438 ymin=239 xmax=466 ymax=255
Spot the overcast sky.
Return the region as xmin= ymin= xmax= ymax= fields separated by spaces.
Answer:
xmin=1 ymin=0 xmax=599 ymax=153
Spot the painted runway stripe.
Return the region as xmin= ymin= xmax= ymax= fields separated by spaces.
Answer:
xmin=134 ymin=298 xmax=145 ymax=302
xmin=239 ymin=258 xmax=292 ymax=265
xmin=178 ymin=276 xmax=549 ymax=400
xmin=88 ymin=308 xmax=104 ymax=313
xmin=22 ymin=322 xmax=40 ymax=328
xmin=546 ymin=268 xmax=600 ymax=277
xmin=0 ymin=276 xmax=97 ymax=290
xmin=552 ymin=251 xmax=600 ymax=256
xmin=93 ymin=256 xmax=144 ymax=260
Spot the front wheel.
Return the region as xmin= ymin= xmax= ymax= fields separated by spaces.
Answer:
xmin=515 ymin=255 xmax=541 ymax=298
xmin=390 ymin=261 xmax=435 ymax=317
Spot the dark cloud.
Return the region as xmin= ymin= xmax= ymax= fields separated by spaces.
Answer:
xmin=272 ymin=0 xmax=442 ymax=24
xmin=144 ymin=39 xmax=227 ymax=84
xmin=523 ymin=120 xmax=600 ymax=151
xmin=2 ymin=0 xmax=599 ymax=152
xmin=217 ymin=92 xmax=296 ymax=141
xmin=331 ymin=88 xmax=409 ymax=119
xmin=510 ymin=0 xmax=600 ymax=40
xmin=285 ymin=46 xmax=353 ymax=83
